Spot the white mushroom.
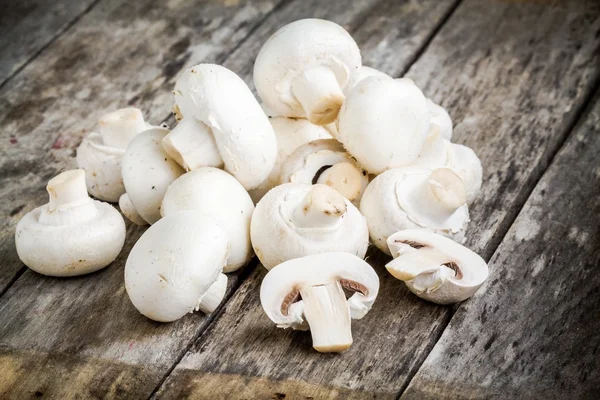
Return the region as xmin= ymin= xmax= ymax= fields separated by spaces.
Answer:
xmin=260 ymin=252 xmax=379 ymax=352
xmin=251 ymin=183 xmax=369 ymax=270
xmin=76 ymin=108 xmax=153 ymax=202
xmin=254 ymin=18 xmax=361 ymax=125
xmin=118 ymin=193 xmax=147 ymax=226
xmin=121 ymin=127 xmax=184 ymax=225
xmin=338 ymin=77 xmax=431 ymax=174
xmin=15 ymin=169 xmax=125 ymax=276
xmin=344 ymin=65 xmax=392 ymax=95
xmin=360 ymin=166 xmax=469 ymax=255
xmin=124 ymin=211 xmax=229 ymax=322
xmin=386 ymin=229 xmax=488 ymax=304
xmin=161 ymin=168 xmax=254 ymax=272
xmin=249 ymin=117 xmax=331 ymax=202
xmin=427 ymin=99 xmax=453 ymax=141
xmin=161 ymin=64 xmax=276 ymax=191
xmin=279 ymin=139 xmax=369 ymax=205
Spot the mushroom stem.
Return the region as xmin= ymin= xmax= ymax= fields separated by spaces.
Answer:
xmin=385 ymin=247 xmax=450 ymax=282
xmin=119 ymin=193 xmax=147 ymax=226
xmin=98 ymin=108 xmax=148 ymax=149
xmin=316 ymin=162 xmax=364 ymax=203
xmin=299 ymin=281 xmax=352 ymax=352
xmin=161 ymin=118 xmax=224 ymax=171
xmin=291 ymin=66 xmax=345 ymax=125
xmin=292 ymin=185 xmax=347 ymax=228
xmin=409 ymin=168 xmax=466 ymax=221
xmin=196 ymin=273 xmax=228 ymax=314
xmin=46 ymin=170 xmax=90 ymax=211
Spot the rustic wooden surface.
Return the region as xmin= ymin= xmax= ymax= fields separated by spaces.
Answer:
xmin=1 ymin=0 xmax=599 ymax=399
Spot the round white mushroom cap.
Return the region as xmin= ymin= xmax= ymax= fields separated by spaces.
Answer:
xmin=386 ymin=229 xmax=488 ymax=304
xmin=360 ymin=166 xmax=470 ymax=255
xmin=162 ymin=64 xmax=276 ymax=191
xmin=251 ymin=183 xmax=369 ymax=270
xmin=76 ymin=108 xmax=153 ymax=202
xmin=344 ymin=65 xmax=392 ymax=95
xmin=260 ymin=252 xmax=379 ymax=352
xmin=161 ymin=167 xmax=255 ymax=272
xmin=426 ymin=99 xmax=453 ymax=141
xmin=249 ymin=117 xmax=331 ymax=202
xmin=279 ymin=138 xmax=369 ymax=206
xmin=121 ymin=128 xmax=184 ymax=224
xmin=124 ymin=211 xmax=229 ymax=322
xmin=254 ymin=18 xmax=361 ymax=125
xmin=338 ymin=77 xmax=431 ymax=174
xmin=15 ymin=169 xmax=126 ymax=277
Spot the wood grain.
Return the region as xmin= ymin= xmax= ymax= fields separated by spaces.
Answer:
xmin=402 ymin=90 xmax=600 ymax=399
xmin=154 ymin=1 xmax=600 ymax=399
xmin=0 ymin=0 xmax=99 ymax=87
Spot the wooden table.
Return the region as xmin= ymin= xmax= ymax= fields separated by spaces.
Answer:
xmin=1 ymin=0 xmax=599 ymax=398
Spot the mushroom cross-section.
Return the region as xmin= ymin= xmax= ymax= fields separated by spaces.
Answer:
xmin=15 ymin=169 xmax=126 ymax=277
xmin=338 ymin=77 xmax=431 ymax=174
xmin=161 ymin=167 xmax=255 ymax=272
xmin=254 ymin=18 xmax=361 ymax=125
xmin=385 ymin=229 xmax=488 ymax=304
xmin=279 ymin=138 xmax=369 ymax=205
xmin=161 ymin=64 xmax=277 ymax=191
xmin=260 ymin=252 xmax=379 ymax=352
xmin=251 ymin=183 xmax=369 ymax=270
xmin=124 ymin=211 xmax=229 ymax=322
xmin=360 ymin=166 xmax=470 ymax=255
xmin=76 ymin=107 xmax=153 ymax=202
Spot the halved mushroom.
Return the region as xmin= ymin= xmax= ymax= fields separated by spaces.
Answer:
xmin=251 ymin=183 xmax=369 ymax=270
xmin=162 ymin=64 xmax=277 ymax=191
xmin=76 ymin=108 xmax=153 ymax=202
xmin=260 ymin=252 xmax=379 ymax=352
xmin=360 ymin=166 xmax=469 ymax=255
xmin=279 ymin=139 xmax=369 ymax=205
xmin=386 ymin=229 xmax=488 ymax=304
xmin=254 ymin=19 xmax=361 ymax=125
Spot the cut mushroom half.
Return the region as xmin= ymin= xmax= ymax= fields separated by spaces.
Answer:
xmin=280 ymin=139 xmax=369 ymax=205
xmin=260 ymin=252 xmax=379 ymax=352
xmin=385 ymin=229 xmax=488 ymax=304
xmin=360 ymin=166 xmax=470 ymax=255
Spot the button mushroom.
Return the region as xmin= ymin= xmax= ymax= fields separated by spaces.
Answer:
xmin=360 ymin=166 xmax=469 ymax=255
xmin=161 ymin=64 xmax=277 ymax=191
xmin=338 ymin=77 xmax=431 ymax=174
xmin=124 ymin=211 xmax=229 ymax=322
xmin=15 ymin=169 xmax=126 ymax=276
xmin=279 ymin=138 xmax=369 ymax=206
xmin=427 ymin=99 xmax=453 ymax=141
xmin=76 ymin=107 xmax=153 ymax=202
xmin=344 ymin=65 xmax=392 ymax=95
xmin=121 ymin=127 xmax=184 ymax=225
xmin=254 ymin=18 xmax=361 ymax=125
xmin=260 ymin=252 xmax=379 ymax=352
xmin=249 ymin=117 xmax=331 ymax=202
xmin=161 ymin=167 xmax=254 ymax=272
xmin=251 ymin=183 xmax=369 ymax=270
xmin=386 ymin=229 xmax=488 ymax=304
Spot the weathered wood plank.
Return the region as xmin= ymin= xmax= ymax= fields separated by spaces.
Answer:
xmin=154 ymin=1 xmax=600 ymax=399
xmin=0 ymin=0 xmax=99 ymax=87
xmin=0 ymin=0 xmax=284 ymax=397
xmin=402 ymin=90 xmax=600 ymax=399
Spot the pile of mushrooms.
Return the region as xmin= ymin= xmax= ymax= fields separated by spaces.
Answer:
xmin=15 ymin=18 xmax=489 ymax=354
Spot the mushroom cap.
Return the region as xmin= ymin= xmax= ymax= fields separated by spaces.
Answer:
xmin=254 ymin=19 xmax=361 ymax=119
xmin=446 ymin=143 xmax=483 ymax=204
xmin=280 ymin=138 xmax=369 ymax=205
xmin=386 ymin=229 xmax=488 ymax=304
xmin=15 ymin=170 xmax=126 ymax=277
xmin=173 ymin=64 xmax=276 ymax=190
xmin=360 ymin=166 xmax=469 ymax=255
xmin=249 ymin=117 xmax=332 ymax=202
xmin=118 ymin=193 xmax=148 ymax=226
xmin=426 ymin=99 xmax=453 ymax=141
xmin=161 ymin=168 xmax=255 ymax=272
xmin=344 ymin=65 xmax=392 ymax=95
xmin=260 ymin=252 xmax=379 ymax=328
xmin=251 ymin=183 xmax=369 ymax=270
xmin=338 ymin=77 xmax=430 ymax=174
xmin=121 ymin=128 xmax=184 ymax=224
xmin=124 ymin=211 xmax=229 ymax=322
